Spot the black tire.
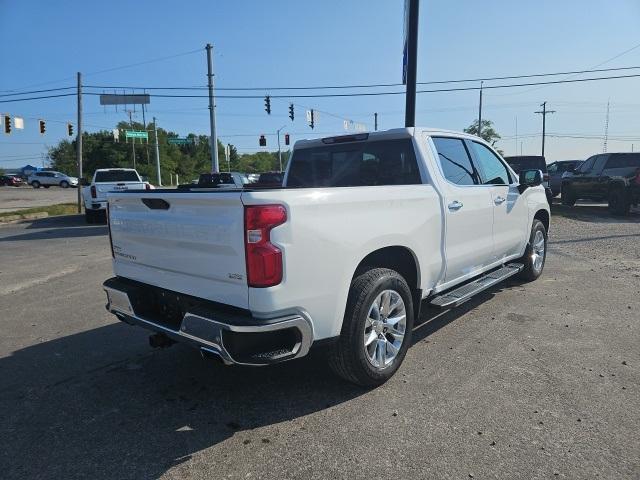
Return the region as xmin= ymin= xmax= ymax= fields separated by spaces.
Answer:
xmin=561 ymin=185 xmax=576 ymax=206
xmin=43 ymin=185 xmax=50 ymax=188
xmin=517 ymin=219 xmax=547 ymax=282
xmin=608 ymin=189 xmax=630 ymax=216
xmin=85 ymin=209 xmax=95 ymax=224
xmin=60 ymin=180 xmax=69 ymax=188
xmin=31 ymin=181 xmax=41 ymax=189
xmin=328 ymin=268 xmax=414 ymax=387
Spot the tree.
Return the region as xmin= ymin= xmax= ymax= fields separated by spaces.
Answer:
xmin=464 ymin=119 xmax=501 ymax=145
xmin=48 ymin=120 xmax=290 ymax=184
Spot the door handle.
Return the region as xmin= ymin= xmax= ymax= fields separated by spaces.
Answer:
xmin=494 ymin=196 xmax=506 ymax=205
xmin=448 ymin=200 xmax=463 ymax=211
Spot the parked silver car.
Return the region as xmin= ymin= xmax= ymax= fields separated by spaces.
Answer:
xmin=28 ymin=171 xmax=78 ymax=188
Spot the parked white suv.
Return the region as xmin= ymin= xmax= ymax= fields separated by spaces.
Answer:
xmin=28 ymin=171 xmax=78 ymax=188
xmin=103 ymin=128 xmax=550 ymax=386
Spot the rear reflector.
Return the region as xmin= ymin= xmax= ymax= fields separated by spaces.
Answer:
xmin=244 ymin=205 xmax=287 ymax=288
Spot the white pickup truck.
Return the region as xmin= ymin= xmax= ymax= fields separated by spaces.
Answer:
xmin=103 ymin=128 xmax=550 ymax=386
xmin=83 ymin=168 xmax=150 ymax=223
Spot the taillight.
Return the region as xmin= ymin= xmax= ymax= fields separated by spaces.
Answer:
xmin=244 ymin=204 xmax=287 ymax=287
xmin=106 ymin=202 xmax=114 ymax=258
xmin=90 ymin=185 xmax=97 ymax=198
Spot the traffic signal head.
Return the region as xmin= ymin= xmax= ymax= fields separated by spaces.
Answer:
xmin=259 ymin=134 xmax=267 ymax=147
xmin=67 ymin=122 xmax=74 ymax=137
xmin=284 ymin=134 xmax=290 ymax=146
xmin=309 ymin=109 xmax=314 ymax=130
xmin=264 ymin=95 xmax=271 ymax=115
xmin=4 ymin=115 xmax=11 ymax=134
xmin=39 ymin=120 xmax=46 ymax=135
xmin=289 ymin=103 xmax=294 ymax=121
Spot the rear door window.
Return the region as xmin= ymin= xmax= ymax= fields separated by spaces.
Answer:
xmin=605 ymin=154 xmax=640 ymax=169
xmin=287 ymin=138 xmax=421 ymax=188
xmin=432 ymin=137 xmax=478 ymax=186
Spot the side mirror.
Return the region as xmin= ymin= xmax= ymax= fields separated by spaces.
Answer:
xmin=518 ymin=169 xmax=543 ymax=193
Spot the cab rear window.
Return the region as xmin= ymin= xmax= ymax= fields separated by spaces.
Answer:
xmin=95 ymin=170 xmax=140 ymax=182
xmin=287 ymin=139 xmax=421 ymax=188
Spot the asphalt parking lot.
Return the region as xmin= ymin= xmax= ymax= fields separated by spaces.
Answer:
xmin=0 ymin=205 xmax=638 ymax=479
xmin=0 ymin=185 xmax=79 ymax=213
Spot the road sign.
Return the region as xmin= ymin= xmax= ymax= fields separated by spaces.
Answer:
xmin=167 ymin=137 xmax=193 ymax=145
xmin=100 ymin=94 xmax=150 ymax=106
xmin=125 ymin=130 xmax=148 ymax=140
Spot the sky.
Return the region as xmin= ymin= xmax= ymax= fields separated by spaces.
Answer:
xmin=1 ymin=0 xmax=640 ymax=170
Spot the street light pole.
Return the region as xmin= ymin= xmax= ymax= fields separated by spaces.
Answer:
xmin=153 ymin=116 xmax=161 ymax=186
xmin=206 ymin=43 xmax=219 ymax=173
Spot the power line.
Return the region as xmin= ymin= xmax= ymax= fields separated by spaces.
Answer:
xmin=82 ymin=65 xmax=640 ymax=92
xmin=0 ymin=86 xmax=76 ymax=98
xmin=0 ymin=93 xmax=76 ymax=104
xmin=75 ymin=73 xmax=640 ymax=99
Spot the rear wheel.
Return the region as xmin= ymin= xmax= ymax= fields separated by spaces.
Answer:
xmin=328 ymin=268 xmax=414 ymax=387
xmin=517 ymin=219 xmax=547 ymax=282
xmin=31 ymin=181 xmax=40 ymax=189
xmin=608 ymin=189 xmax=630 ymax=216
xmin=561 ymin=185 xmax=576 ymax=206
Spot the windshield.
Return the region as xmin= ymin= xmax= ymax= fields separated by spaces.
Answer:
xmin=287 ymin=138 xmax=421 ymax=188
xmin=95 ymin=170 xmax=140 ymax=182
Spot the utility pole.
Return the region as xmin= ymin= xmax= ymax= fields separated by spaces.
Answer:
xmin=404 ymin=0 xmax=419 ymax=127
xmin=514 ymin=116 xmax=518 ymax=156
xmin=153 ymin=117 xmax=162 ymax=186
xmin=534 ymin=101 xmax=555 ymax=158
xmin=76 ymin=72 xmax=83 ymax=214
xmin=374 ymin=112 xmax=378 ymax=131
xmin=276 ymin=125 xmax=286 ymax=172
xmin=128 ymin=110 xmax=136 ymax=169
xmin=603 ymin=99 xmax=610 ymax=153
xmin=477 ymin=81 xmax=483 ymax=138
xmin=206 ymin=43 xmax=219 ymax=173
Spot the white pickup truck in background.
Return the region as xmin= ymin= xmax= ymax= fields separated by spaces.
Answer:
xmin=82 ymin=168 xmax=151 ymax=223
xmin=103 ymin=128 xmax=550 ymax=386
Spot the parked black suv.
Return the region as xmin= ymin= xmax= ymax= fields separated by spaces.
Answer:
xmin=504 ymin=155 xmax=553 ymax=203
xmin=561 ymin=152 xmax=640 ymax=215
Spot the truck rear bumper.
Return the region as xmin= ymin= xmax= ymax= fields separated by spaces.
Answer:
xmin=103 ymin=277 xmax=313 ymax=366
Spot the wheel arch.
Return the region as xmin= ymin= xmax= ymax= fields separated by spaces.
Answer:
xmin=351 ymin=245 xmax=422 ymax=317
xmin=534 ymin=209 xmax=550 ymax=233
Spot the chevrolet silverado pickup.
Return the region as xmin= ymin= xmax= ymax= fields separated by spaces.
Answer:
xmin=83 ymin=168 xmax=151 ymax=223
xmin=103 ymin=128 xmax=550 ymax=386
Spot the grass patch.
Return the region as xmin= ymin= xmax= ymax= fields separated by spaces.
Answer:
xmin=0 ymin=203 xmax=78 ymax=220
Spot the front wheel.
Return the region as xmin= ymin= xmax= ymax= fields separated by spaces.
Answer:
xmin=608 ymin=189 xmax=630 ymax=216
xmin=60 ymin=180 xmax=69 ymax=188
xmin=517 ymin=219 xmax=547 ymax=282
xmin=328 ymin=268 xmax=414 ymax=387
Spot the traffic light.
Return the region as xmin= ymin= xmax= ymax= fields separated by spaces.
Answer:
xmin=309 ymin=109 xmax=315 ymax=130
xmin=3 ymin=115 xmax=11 ymax=135
xmin=264 ymin=95 xmax=271 ymax=115
xmin=39 ymin=119 xmax=46 ymax=135
xmin=289 ymin=103 xmax=294 ymax=121
xmin=259 ymin=134 xmax=267 ymax=147
xmin=284 ymin=134 xmax=290 ymax=146
xmin=67 ymin=122 xmax=74 ymax=137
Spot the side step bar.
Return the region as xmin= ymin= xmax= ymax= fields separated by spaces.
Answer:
xmin=429 ymin=263 xmax=524 ymax=309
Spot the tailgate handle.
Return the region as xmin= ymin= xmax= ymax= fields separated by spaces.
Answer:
xmin=141 ymin=198 xmax=170 ymax=210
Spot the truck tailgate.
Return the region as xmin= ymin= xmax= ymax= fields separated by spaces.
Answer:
xmin=108 ymin=191 xmax=248 ymax=309
xmin=96 ymin=182 xmax=146 ymax=196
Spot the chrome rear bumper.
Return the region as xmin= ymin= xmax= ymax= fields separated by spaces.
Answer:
xmin=103 ymin=278 xmax=313 ymax=366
